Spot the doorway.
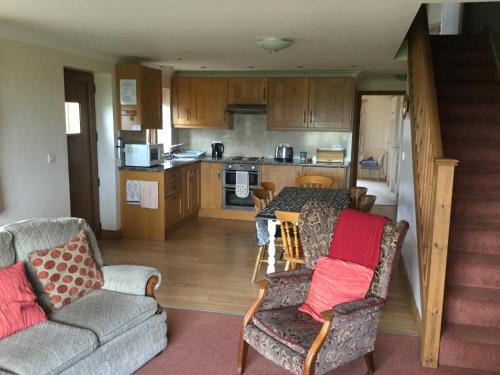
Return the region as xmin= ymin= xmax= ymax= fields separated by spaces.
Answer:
xmin=64 ymin=68 xmax=101 ymax=237
xmin=351 ymin=92 xmax=405 ymax=217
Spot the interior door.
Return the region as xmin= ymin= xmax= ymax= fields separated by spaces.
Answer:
xmin=388 ymin=96 xmax=404 ymax=193
xmin=64 ymin=68 xmax=101 ymax=237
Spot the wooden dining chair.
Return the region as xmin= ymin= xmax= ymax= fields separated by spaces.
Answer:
xmin=259 ymin=181 xmax=276 ymax=201
xmin=251 ymin=189 xmax=269 ymax=212
xmin=295 ymin=175 xmax=333 ymax=188
xmin=359 ymin=194 xmax=377 ymax=213
xmin=275 ymin=211 xmax=305 ymax=271
xmin=349 ymin=186 xmax=368 ymax=210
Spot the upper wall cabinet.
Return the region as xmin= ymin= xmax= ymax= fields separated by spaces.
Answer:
xmin=171 ymin=77 xmax=229 ymax=129
xmin=267 ymin=78 xmax=310 ymax=129
xmin=308 ymin=78 xmax=354 ymax=131
xmin=227 ymin=78 xmax=267 ymax=104
xmin=116 ymin=64 xmax=162 ymax=130
xmin=267 ymin=77 xmax=354 ymax=131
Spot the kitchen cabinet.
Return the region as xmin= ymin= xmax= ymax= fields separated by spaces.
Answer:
xmin=200 ymin=162 xmax=222 ymax=210
xmin=267 ymin=78 xmax=309 ymax=129
xmin=267 ymin=77 xmax=354 ymax=131
xmin=301 ymin=166 xmax=347 ymax=189
xmin=261 ymin=165 xmax=302 ymax=194
xmin=116 ymin=64 xmax=162 ymax=130
xmin=171 ymin=78 xmax=230 ymax=129
xmin=228 ymin=78 xmax=267 ymax=104
xmin=308 ymin=78 xmax=354 ymax=130
xmin=183 ymin=163 xmax=200 ymax=216
xmin=165 ymin=192 xmax=183 ymax=227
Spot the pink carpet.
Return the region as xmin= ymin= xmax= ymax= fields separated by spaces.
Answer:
xmin=136 ymin=308 xmax=495 ymax=375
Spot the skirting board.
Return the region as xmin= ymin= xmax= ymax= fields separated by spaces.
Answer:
xmin=101 ymin=229 xmax=122 ymax=240
xmin=198 ymin=208 xmax=255 ymax=221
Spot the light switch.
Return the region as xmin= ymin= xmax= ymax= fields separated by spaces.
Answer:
xmin=47 ymin=153 xmax=56 ymax=164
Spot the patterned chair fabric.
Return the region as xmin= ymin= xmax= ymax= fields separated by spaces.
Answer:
xmin=243 ymin=201 xmax=409 ymax=375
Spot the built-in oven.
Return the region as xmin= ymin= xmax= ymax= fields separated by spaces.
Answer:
xmin=222 ymin=163 xmax=261 ymax=210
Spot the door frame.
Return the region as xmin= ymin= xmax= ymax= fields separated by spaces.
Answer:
xmin=350 ymin=90 xmax=406 ymax=188
xmin=64 ymin=67 xmax=101 ymax=237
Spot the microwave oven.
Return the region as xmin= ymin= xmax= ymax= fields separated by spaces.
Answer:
xmin=125 ymin=144 xmax=164 ymax=167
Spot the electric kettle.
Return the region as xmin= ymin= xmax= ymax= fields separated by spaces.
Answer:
xmin=211 ymin=141 xmax=224 ymax=159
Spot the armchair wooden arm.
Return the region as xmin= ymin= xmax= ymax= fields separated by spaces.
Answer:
xmin=304 ymin=310 xmax=335 ymax=375
xmin=146 ymin=275 xmax=163 ymax=313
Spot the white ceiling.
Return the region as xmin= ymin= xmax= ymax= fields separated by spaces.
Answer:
xmin=0 ymin=0 xmax=484 ymax=73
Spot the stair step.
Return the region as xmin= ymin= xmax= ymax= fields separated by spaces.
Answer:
xmin=431 ymin=35 xmax=491 ymax=49
xmin=451 ymin=194 xmax=500 ymax=224
xmin=435 ymin=65 xmax=498 ymax=83
xmin=437 ymin=83 xmax=500 ymax=102
xmin=441 ymin=121 xmax=500 ymax=146
xmin=433 ymin=48 xmax=494 ymax=65
xmin=449 ymin=222 xmax=500 ymax=256
xmin=453 ymin=169 xmax=500 ymax=196
xmin=440 ymin=323 xmax=500 ymax=372
xmin=447 ymin=251 xmax=500 ymax=289
xmin=444 ymin=285 xmax=500 ymax=328
xmin=439 ymin=101 xmax=500 ymax=124
xmin=443 ymin=143 xmax=500 ymax=170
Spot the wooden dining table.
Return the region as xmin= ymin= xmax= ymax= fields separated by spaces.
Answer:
xmin=256 ymin=186 xmax=350 ymax=273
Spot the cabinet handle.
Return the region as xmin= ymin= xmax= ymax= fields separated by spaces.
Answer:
xmin=309 ymin=111 xmax=313 ymax=123
xmin=303 ymin=111 xmax=307 ymax=123
xmin=262 ymin=87 xmax=266 ymax=101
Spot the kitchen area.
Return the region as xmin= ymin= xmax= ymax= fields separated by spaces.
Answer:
xmin=117 ymin=66 xmax=355 ymax=240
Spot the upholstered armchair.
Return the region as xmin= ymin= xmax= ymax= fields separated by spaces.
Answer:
xmin=237 ymin=202 xmax=409 ymax=375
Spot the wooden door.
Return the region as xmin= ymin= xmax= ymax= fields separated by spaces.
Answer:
xmin=261 ymin=165 xmax=302 ymax=194
xmin=308 ymin=78 xmax=354 ymax=130
xmin=64 ymin=68 xmax=100 ymax=236
xmin=172 ymin=77 xmax=191 ymax=126
xmin=228 ymin=78 xmax=267 ymax=104
xmin=190 ymin=78 xmax=228 ymax=127
xmin=141 ymin=66 xmax=162 ymax=129
xmin=267 ymin=78 xmax=309 ymax=129
xmin=201 ymin=162 xmax=222 ymax=209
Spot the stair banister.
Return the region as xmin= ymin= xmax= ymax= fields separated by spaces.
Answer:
xmin=407 ymin=6 xmax=459 ymax=368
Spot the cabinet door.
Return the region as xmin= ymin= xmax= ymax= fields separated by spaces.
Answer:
xmin=201 ymin=162 xmax=222 ymax=209
xmin=172 ymin=77 xmax=191 ymax=126
xmin=228 ymin=78 xmax=267 ymax=104
xmin=301 ymin=166 xmax=347 ymax=189
xmin=190 ymin=164 xmax=201 ymax=213
xmin=190 ymin=78 xmax=228 ymax=128
xmin=165 ymin=192 xmax=183 ymax=227
xmin=267 ymin=78 xmax=309 ymax=129
xmin=261 ymin=165 xmax=302 ymax=194
xmin=141 ymin=66 xmax=162 ymax=129
xmin=308 ymin=78 xmax=354 ymax=131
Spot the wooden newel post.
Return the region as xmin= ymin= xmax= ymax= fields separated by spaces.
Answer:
xmin=420 ymin=158 xmax=458 ymax=368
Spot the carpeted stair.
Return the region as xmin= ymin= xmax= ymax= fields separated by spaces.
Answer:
xmin=433 ymin=34 xmax=500 ymax=372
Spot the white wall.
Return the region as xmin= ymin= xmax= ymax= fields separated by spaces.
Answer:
xmin=397 ymin=113 xmax=421 ymax=315
xmin=0 ymin=37 xmax=117 ymax=227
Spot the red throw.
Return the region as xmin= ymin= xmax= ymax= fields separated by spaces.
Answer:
xmin=328 ymin=208 xmax=389 ymax=270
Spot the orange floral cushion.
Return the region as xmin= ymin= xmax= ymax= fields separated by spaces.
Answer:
xmin=29 ymin=231 xmax=103 ymax=310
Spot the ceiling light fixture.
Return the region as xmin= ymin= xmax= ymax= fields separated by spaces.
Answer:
xmin=256 ymin=37 xmax=293 ymax=53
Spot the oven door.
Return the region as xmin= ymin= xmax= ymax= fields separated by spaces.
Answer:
xmin=224 ymin=170 xmax=259 ymax=187
xmin=222 ymin=187 xmax=254 ymax=210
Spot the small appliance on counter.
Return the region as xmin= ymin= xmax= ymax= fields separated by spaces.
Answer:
xmin=212 ymin=141 xmax=224 ymax=159
xmin=316 ymin=148 xmax=345 ymax=164
xmin=125 ymin=143 xmax=164 ymax=167
xmin=275 ymin=144 xmax=293 ymax=162
xmin=172 ymin=150 xmax=206 ymax=160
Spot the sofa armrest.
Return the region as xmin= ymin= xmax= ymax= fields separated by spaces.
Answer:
xmin=260 ymin=268 xmax=313 ymax=310
xmin=101 ymin=265 xmax=161 ymax=297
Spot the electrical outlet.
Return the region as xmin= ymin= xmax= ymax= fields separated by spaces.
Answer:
xmin=47 ymin=153 xmax=56 ymax=164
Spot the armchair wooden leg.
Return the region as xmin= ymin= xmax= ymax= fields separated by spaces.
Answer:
xmin=237 ymin=336 xmax=248 ymax=375
xmin=364 ymin=351 xmax=375 ymax=375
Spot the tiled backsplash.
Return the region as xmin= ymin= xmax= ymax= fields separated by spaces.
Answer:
xmin=178 ymin=114 xmax=352 ymax=160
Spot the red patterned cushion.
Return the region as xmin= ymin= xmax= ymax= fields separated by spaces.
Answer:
xmin=0 ymin=261 xmax=46 ymax=339
xmin=28 ymin=231 xmax=103 ymax=310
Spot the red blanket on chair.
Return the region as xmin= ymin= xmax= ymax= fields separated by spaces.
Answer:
xmin=328 ymin=208 xmax=388 ymax=270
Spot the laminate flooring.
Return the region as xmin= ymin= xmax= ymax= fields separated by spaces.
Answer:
xmin=100 ymin=214 xmax=417 ymax=335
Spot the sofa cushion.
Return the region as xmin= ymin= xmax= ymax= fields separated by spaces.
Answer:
xmin=0 ymin=320 xmax=98 ymax=375
xmin=49 ymin=289 xmax=158 ymax=344
xmin=253 ymin=306 xmax=322 ymax=354
xmin=0 ymin=230 xmax=15 ymax=268
xmin=28 ymin=231 xmax=103 ymax=310
xmin=3 ymin=218 xmax=103 ymax=310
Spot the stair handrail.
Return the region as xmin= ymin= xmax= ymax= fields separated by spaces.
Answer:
xmin=407 ymin=6 xmax=459 ymax=368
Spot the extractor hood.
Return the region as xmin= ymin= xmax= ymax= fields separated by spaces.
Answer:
xmin=225 ymin=104 xmax=267 ymax=114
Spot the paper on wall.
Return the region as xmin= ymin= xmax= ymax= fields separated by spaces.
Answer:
xmin=120 ymin=79 xmax=137 ymax=105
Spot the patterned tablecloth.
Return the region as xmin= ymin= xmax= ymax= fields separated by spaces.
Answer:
xmin=255 ymin=187 xmax=350 ymax=246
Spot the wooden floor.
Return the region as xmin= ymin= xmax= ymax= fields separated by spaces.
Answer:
xmin=100 ymin=212 xmax=417 ymax=336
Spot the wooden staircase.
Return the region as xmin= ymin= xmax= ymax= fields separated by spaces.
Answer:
xmin=432 ymin=34 xmax=500 ymax=372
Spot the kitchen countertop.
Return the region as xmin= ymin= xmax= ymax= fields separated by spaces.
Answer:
xmin=119 ymin=159 xmax=200 ymax=172
xmin=201 ymin=157 xmax=350 ymax=168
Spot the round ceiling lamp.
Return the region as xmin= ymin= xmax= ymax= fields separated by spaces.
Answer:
xmin=256 ymin=37 xmax=293 ymax=53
